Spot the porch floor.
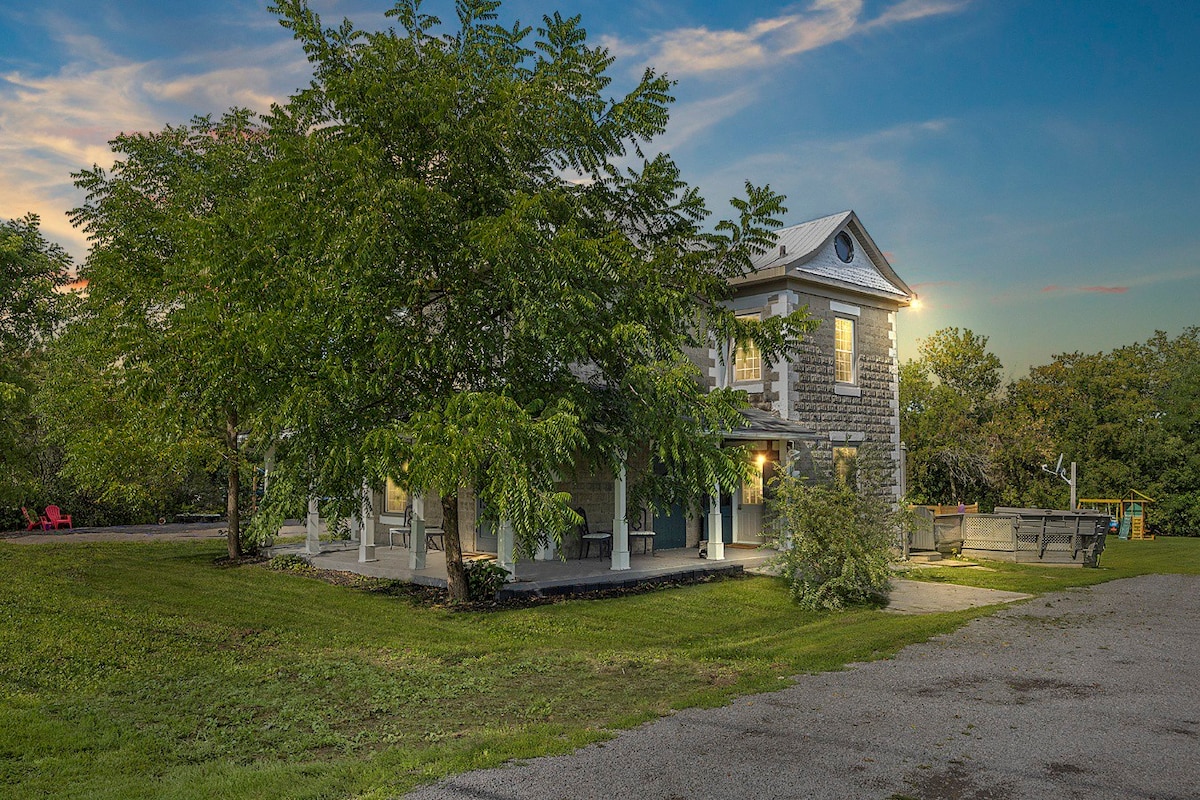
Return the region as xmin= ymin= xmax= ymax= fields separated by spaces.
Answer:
xmin=269 ymin=540 xmax=775 ymax=598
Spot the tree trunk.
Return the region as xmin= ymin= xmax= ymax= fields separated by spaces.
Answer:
xmin=226 ymin=409 xmax=241 ymax=560
xmin=442 ymin=490 xmax=468 ymax=602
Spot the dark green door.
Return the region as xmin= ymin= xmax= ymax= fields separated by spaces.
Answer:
xmin=653 ymin=503 xmax=688 ymax=549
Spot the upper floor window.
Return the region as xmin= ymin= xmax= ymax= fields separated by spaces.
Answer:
xmin=835 ymin=316 xmax=855 ymax=384
xmin=834 ymin=231 xmax=854 ymax=263
xmin=733 ymin=313 xmax=761 ymax=382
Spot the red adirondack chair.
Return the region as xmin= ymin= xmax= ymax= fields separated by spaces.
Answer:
xmin=44 ymin=505 xmax=73 ymax=530
xmin=22 ymin=507 xmax=51 ymax=531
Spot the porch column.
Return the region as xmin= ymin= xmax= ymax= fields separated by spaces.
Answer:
xmin=731 ymin=483 xmax=742 ymax=545
xmin=357 ymin=481 xmax=377 ymax=563
xmin=706 ymin=488 xmax=725 ymax=560
xmin=534 ymin=536 xmax=557 ymax=561
xmin=497 ymin=519 xmax=516 ymax=578
xmin=611 ymin=456 xmax=630 ymax=571
xmin=778 ymin=439 xmax=793 ymax=551
xmin=305 ymin=494 xmax=321 ymax=555
xmin=408 ymin=492 xmax=428 ymax=570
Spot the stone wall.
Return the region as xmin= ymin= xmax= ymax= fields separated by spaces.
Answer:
xmin=789 ymin=294 xmax=900 ymax=494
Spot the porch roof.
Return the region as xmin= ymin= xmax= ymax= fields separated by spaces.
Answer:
xmin=726 ymin=407 xmax=818 ymax=441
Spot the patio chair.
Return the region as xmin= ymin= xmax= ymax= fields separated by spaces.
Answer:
xmin=22 ymin=507 xmax=51 ymax=531
xmin=44 ymin=505 xmax=73 ymax=530
xmin=44 ymin=506 xmax=72 ymax=532
xmin=388 ymin=505 xmax=413 ymax=548
xmin=575 ymin=506 xmax=611 ymax=559
xmin=628 ymin=508 xmax=656 ymax=556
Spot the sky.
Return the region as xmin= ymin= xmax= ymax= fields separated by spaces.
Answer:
xmin=2 ymin=0 xmax=1198 ymax=378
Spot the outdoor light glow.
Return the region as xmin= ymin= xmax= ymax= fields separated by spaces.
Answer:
xmin=755 ymin=454 xmax=767 ymax=465
xmin=909 ymin=297 xmax=922 ymax=311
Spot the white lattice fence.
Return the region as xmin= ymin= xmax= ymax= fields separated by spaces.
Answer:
xmin=962 ymin=516 xmax=1017 ymax=551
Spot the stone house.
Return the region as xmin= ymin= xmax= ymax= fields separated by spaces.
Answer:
xmin=346 ymin=210 xmax=915 ymax=569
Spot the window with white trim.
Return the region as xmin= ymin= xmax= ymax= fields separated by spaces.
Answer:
xmin=743 ymin=455 xmax=765 ymax=505
xmin=384 ymin=478 xmax=409 ymax=515
xmin=834 ymin=316 xmax=855 ymax=384
xmin=733 ymin=314 xmax=761 ymax=382
xmin=833 ymin=446 xmax=858 ymax=485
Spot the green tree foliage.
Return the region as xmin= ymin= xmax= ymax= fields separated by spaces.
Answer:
xmin=1001 ymin=328 xmax=1200 ymax=534
xmin=65 ymin=110 xmax=296 ymax=557
xmin=899 ymin=327 xmax=1002 ymax=505
xmin=766 ymin=452 xmax=899 ymax=610
xmin=904 ymin=324 xmax=1200 ymax=534
xmin=919 ymin=325 xmax=1002 ymax=407
xmin=261 ymin=0 xmax=817 ymax=599
xmin=0 ymin=215 xmax=70 ymax=519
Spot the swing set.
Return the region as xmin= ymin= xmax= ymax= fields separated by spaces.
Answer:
xmin=1078 ymin=490 xmax=1155 ymax=540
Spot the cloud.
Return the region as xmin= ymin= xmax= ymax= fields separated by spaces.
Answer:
xmin=630 ymin=0 xmax=969 ymax=77
xmin=1042 ymin=284 xmax=1129 ymax=295
xmin=0 ymin=20 xmax=309 ymax=261
xmin=656 ymin=85 xmax=763 ymax=152
xmin=699 ymin=116 xmax=954 ymax=214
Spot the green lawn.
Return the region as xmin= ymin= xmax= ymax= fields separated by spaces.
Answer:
xmin=1 ymin=538 xmax=1196 ymax=799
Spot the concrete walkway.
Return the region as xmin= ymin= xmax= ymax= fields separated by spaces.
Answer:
xmin=406 ymin=574 xmax=1200 ymax=800
xmin=885 ymin=578 xmax=1031 ymax=614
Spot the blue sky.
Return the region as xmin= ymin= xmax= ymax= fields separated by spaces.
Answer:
xmin=2 ymin=0 xmax=1197 ymax=377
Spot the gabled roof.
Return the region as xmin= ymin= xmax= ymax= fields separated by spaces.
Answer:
xmin=743 ymin=210 xmax=915 ymax=303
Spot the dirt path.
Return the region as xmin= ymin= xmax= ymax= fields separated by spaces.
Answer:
xmin=406 ymin=574 xmax=1200 ymax=800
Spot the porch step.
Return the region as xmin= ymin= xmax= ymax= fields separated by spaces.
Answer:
xmin=908 ymin=552 xmax=944 ymax=563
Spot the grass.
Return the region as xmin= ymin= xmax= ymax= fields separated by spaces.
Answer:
xmin=0 ymin=537 xmax=1196 ymax=799
xmin=903 ymin=538 xmax=1200 ymax=594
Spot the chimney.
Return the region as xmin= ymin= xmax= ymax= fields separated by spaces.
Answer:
xmin=779 ymin=244 xmax=787 ymax=257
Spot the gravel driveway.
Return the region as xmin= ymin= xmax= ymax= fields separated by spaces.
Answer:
xmin=407 ymin=574 xmax=1200 ymax=800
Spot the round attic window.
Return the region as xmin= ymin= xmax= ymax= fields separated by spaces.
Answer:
xmin=834 ymin=231 xmax=854 ymax=263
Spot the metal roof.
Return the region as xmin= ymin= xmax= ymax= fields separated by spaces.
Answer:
xmin=726 ymin=407 xmax=818 ymax=441
xmin=746 ymin=210 xmax=914 ymax=300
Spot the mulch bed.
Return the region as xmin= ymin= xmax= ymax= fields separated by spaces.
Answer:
xmin=258 ymin=554 xmax=750 ymax=611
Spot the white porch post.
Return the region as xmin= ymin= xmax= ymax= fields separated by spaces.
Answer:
xmin=706 ymin=487 xmax=725 ymax=560
xmin=779 ymin=439 xmax=793 ymax=551
xmin=357 ymin=481 xmax=377 ymax=563
xmin=611 ymin=456 xmax=630 ymax=571
xmin=534 ymin=536 xmax=557 ymax=561
xmin=408 ymin=492 xmax=428 ymax=570
xmin=305 ymin=494 xmax=321 ymax=555
xmin=731 ymin=483 xmax=742 ymax=545
xmin=497 ymin=519 xmax=516 ymax=577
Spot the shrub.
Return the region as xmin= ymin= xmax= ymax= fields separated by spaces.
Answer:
xmin=463 ymin=558 xmax=510 ymax=602
xmin=266 ymin=553 xmax=314 ymax=573
xmin=766 ymin=457 xmax=902 ymax=611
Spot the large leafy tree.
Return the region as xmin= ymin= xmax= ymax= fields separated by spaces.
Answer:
xmin=262 ymin=0 xmax=816 ymax=599
xmin=900 ymin=327 xmax=1002 ymax=504
xmin=0 ymin=215 xmax=70 ymax=516
xmin=67 ymin=110 xmax=297 ymax=557
xmin=1000 ymin=328 xmax=1200 ymax=532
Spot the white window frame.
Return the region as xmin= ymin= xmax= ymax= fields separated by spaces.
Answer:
xmin=733 ymin=313 xmax=762 ymax=383
xmin=830 ymin=301 xmax=860 ymax=394
xmin=834 ymin=316 xmax=856 ymax=385
xmin=384 ymin=478 xmax=409 ymax=515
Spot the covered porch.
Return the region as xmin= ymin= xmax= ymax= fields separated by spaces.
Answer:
xmin=270 ymin=538 xmax=773 ymax=599
xmin=294 ymin=407 xmax=813 ymax=589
